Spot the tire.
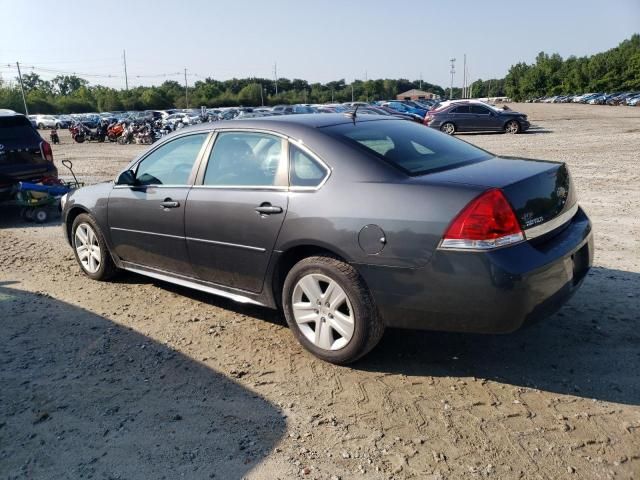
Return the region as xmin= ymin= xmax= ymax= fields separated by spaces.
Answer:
xmin=71 ymin=213 xmax=117 ymax=281
xmin=33 ymin=208 xmax=48 ymax=223
xmin=75 ymin=134 xmax=86 ymax=144
xmin=282 ymin=255 xmax=384 ymax=364
xmin=56 ymin=123 xmax=61 ymax=129
xmin=38 ymin=123 xmax=44 ymax=129
xmin=440 ymin=122 xmax=455 ymax=135
xmin=505 ymin=120 xmax=520 ymax=134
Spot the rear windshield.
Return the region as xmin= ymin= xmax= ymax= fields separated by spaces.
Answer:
xmin=0 ymin=116 xmax=41 ymax=143
xmin=323 ymin=119 xmax=491 ymax=175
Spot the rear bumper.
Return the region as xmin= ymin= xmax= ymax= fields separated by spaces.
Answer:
xmin=357 ymin=207 xmax=593 ymax=333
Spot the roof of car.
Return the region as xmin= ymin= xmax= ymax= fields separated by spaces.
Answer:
xmin=185 ymin=113 xmax=399 ymax=133
xmin=0 ymin=109 xmax=20 ymax=117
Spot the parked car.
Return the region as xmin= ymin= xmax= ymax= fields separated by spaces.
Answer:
xmin=61 ymin=114 xmax=592 ymax=364
xmin=424 ymin=102 xmax=530 ymax=134
xmin=34 ymin=114 xmax=59 ymax=129
xmin=380 ymin=101 xmax=427 ymax=118
xmin=0 ymin=110 xmax=56 ymax=200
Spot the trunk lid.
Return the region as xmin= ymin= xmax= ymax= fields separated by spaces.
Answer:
xmin=419 ymin=156 xmax=577 ymax=231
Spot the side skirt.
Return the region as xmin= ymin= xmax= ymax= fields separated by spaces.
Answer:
xmin=120 ymin=262 xmax=267 ymax=307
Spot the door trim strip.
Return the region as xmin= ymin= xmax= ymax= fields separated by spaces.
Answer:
xmin=110 ymin=227 xmax=183 ymax=240
xmin=111 ymin=227 xmax=266 ymax=252
xmin=185 ymin=237 xmax=266 ymax=252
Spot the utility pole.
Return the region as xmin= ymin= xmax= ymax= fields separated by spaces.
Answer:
xmin=462 ymin=54 xmax=467 ymax=99
xmin=449 ymin=58 xmax=456 ymax=100
xmin=260 ymin=84 xmax=264 ymax=106
xmin=184 ymin=68 xmax=189 ymax=108
xmin=16 ymin=62 xmax=29 ymax=116
xmin=274 ymin=62 xmax=278 ymax=96
xmin=420 ymin=72 xmax=423 ymax=90
xmin=364 ymin=70 xmax=368 ymax=102
xmin=122 ymin=50 xmax=129 ymax=91
xmin=351 ymin=83 xmax=354 ymax=102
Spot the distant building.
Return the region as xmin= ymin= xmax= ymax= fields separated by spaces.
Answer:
xmin=396 ymin=89 xmax=436 ymax=100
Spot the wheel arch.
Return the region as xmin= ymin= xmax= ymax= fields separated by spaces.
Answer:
xmin=64 ymin=206 xmax=90 ymax=245
xmin=271 ymin=244 xmax=352 ymax=309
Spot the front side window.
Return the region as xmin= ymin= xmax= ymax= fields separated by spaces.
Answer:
xmin=324 ymin=119 xmax=491 ymax=176
xmin=204 ymin=132 xmax=284 ymax=186
xmin=135 ymin=133 xmax=207 ymax=186
xmin=290 ymin=145 xmax=328 ymax=188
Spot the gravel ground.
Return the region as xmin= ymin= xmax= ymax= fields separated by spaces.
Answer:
xmin=1 ymin=104 xmax=639 ymax=480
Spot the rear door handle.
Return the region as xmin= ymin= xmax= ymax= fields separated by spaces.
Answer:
xmin=160 ymin=199 xmax=180 ymax=209
xmin=255 ymin=203 xmax=283 ymax=215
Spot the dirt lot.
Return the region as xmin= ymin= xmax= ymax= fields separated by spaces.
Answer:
xmin=1 ymin=104 xmax=639 ymax=480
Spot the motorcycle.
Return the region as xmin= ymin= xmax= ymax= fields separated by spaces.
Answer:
xmin=70 ymin=122 xmax=104 ymax=143
xmin=107 ymin=122 xmax=125 ymax=142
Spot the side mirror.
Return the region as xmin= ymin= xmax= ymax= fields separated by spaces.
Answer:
xmin=116 ymin=170 xmax=136 ymax=186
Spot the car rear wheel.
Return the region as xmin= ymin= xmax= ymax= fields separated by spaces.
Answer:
xmin=71 ymin=213 xmax=117 ymax=281
xmin=505 ymin=120 xmax=520 ymax=134
xmin=440 ymin=122 xmax=455 ymax=135
xmin=282 ymin=255 xmax=384 ymax=364
xmin=37 ymin=123 xmax=44 ymax=129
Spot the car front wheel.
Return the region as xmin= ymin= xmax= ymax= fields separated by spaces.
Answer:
xmin=282 ymin=255 xmax=384 ymax=364
xmin=71 ymin=213 xmax=117 ymax=281
xmin=505 ymin=120 xmax=521 ymax=134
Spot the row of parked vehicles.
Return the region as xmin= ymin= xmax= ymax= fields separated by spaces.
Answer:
xmin=27 ymin=96 xmax=533 ymax=152
xmin=529 ymin=92 xmax=640 ymax=106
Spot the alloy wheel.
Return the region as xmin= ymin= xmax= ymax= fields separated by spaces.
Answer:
xmin=75 ymin=223 xmax=101 ymax=274
xmin=291 ymin=273 xmax=355 ymax=351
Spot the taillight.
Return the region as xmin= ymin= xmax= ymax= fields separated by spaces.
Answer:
xmin=440 ymin=189 xmax=524 ymax=250
xmin=40 ymin=141 xmax=53 ymax=162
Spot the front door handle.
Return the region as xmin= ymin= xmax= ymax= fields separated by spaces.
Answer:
xmin=160 ymin=198 xmax=180 ymax=209
xmin=255 ymin=203 xmax=283 ymax=215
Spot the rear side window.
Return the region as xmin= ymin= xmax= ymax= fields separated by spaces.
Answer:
xmin=204 ymin=132 xmax=284 ymax=187
xmin=452 ymin=105 xmax=470 ymax=114
xmin=0 ymin=116 xmax=41 ymax=143
xmin=290 ymin=145 xmax=328 ymax=187
xmin=323 ymin=120 xmax=491 ymax=176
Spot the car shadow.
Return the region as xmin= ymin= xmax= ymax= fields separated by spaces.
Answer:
xmin=355 ymin=266 xmax=640 ymax=406
xmin=0 ymin=283 xmax=285 ymax=479
xmin=117 ymin=263 xmax=640 ymax=407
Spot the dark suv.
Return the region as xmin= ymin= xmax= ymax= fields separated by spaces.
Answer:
xmin=424 ymin=102 xmax=530 ymax=135
xmin=0 ymin=110 xmax=56 ymax=200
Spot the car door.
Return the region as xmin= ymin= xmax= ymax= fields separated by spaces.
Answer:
xmin=451 ymin=105 xmax=472 ymax=131
xmin=470 ymin=105 xmax=502 ymax=131
xmin=108 ymin=132 xmax=209 ymax=275
xmin=185 ymin=131 xmax=289 ymax=293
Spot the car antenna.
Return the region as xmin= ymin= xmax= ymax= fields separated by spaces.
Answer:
xmin=346 ymin=104 xmax=360 ymax=123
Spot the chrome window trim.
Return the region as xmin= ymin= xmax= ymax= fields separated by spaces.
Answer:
xmin=524 ymin=203 xmax=579 ymax=240
xmin=287 ymin=138 xmax=332 ymax=192
xmin=190 ymin=185 xmax=288 ymax=191
xmin=113 ymin=184 xmax=192 ymax=189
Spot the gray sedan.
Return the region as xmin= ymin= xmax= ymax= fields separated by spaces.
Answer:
xmin=61 ymin=114 xmax=593 ymax=364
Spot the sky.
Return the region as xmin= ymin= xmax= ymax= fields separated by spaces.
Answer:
xmin=1 ymin=0 xmax=639 ymax=90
